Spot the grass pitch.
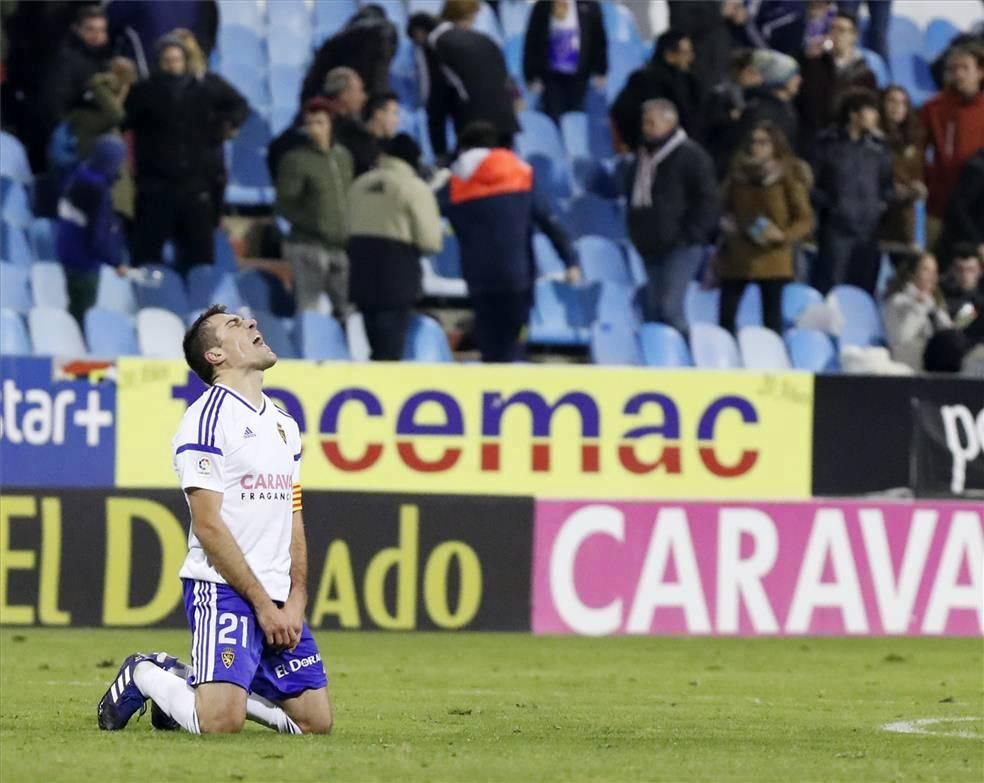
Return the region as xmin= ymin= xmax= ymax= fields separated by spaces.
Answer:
xmin=1 ymin=630 xmax=981 ymax=782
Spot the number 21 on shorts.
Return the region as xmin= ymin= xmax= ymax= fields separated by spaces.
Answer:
xmin=217 ymin=612 xmax=248 ymax=647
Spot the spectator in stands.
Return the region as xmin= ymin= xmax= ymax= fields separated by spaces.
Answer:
xmin=930 ymin=30 xmax=984 ymax=91
xmin=522 ymin=0 xmax=608 ymax=123
xmin=612 ymin=31 xmax=703 ymax=151
xmin=348 ymin=134 xmax=444 ymax=360
xmin=171 ymin=27 xmax=249 ymax=227
xmin=55 ymin=136 xmax=128 ymax=327
xmin=44 ymin=5 xmax=111 ymax=136
xmin=275 ymin=98 xmax=355 ymax=317
xmin=667 ymin=1 xmax=748 ymax=90
xmin=742 ymin=1 xmax=808 ymax=56
xmin=922 ymin=46 xmax=984 ymax=252
xmin=125 ymin=34 xmax=246 ymax=272
xmin=942 ymin=245 xmax=984 ymax=346
xmin=717 ymin=121 xmax=814 ymax=335
xmin=796 ymin=10 xmax=877 ymax=158
xmin=879 ymin=85 xmax=926 ymax=266
xmin=882 ymin=253 xmax=953 ymax=371
xmin=705 ymin=49 xmax=764 ymax=179
xmin=364 ymin=91 xmax=401 ymax=144
xmin=836 ymin=0 xmax=893 ymax=66
xmin=301 ymin=4 xmax=398 ymax=105
xmin=407 ymin=9 xmax=519 ymax=160
xmin=623 ymin=99 xmax=719 ymax=333
xmin=811 ymin=87 xmax=894 ymax=294
xmin=938 ymin=148 xmax=984 ymax=271
xmin=438 ymin=122 xmax=579 ymax=362
xmin=738 ymin=51 xmax=802 ymax=154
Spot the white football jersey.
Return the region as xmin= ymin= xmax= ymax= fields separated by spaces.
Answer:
xmin=172 ymin=383 xmax=302 ymax=602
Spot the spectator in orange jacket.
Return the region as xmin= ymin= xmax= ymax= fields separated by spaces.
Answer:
xmin=921 ymin=45 xmax=984 ymax=250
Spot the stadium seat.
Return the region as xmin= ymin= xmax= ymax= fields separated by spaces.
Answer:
xmin=432 ymin=229 xmax=462 ymax=280
xmin=684 ymin=281 xmax=719 ymax=326
xmin=785 ymin=327 xmax=838 ymax=372
xmin=738 ymin=326 xmax=791 ymax=370
xmin=576 ymin=236 xmax=632 ymax=287
xmin=605 ymin=38 xmax=646 ymax=102
xmin=829 ymin=284 xmax=885 ymax=346
xmin=889 ymin=53 xmax=934 ymax=106
xmin=28 ymin=306 xmax=87 ymax=356
xmin=375 ymin=0 xmax=409 ymax=29
xmin=227 ymin=111 xmax=274 ymax=204
xmin=0 ymin=308 xmax=31 ymax=354
xmin=560 ymin=111 xmax=614 ymax=161
xmin=924 ymin=18 xmax=959 ymax=61
xmin=571 ymin=157 xmax=618 ymax=198
xmin=220 ymin=61 xmax=270 ymax=108
xmin=218 ymin=0 xmax=264 ymax=32
xmin=30 ymin=262 xmax=69 ymax=310
xmin=186 ymin=265 xmax=245 ymax=312
xmin=639 ymin=322 xmax=692 ymax=367
xmin=213 ymin=230 xmax=239 ymax=273
xmin=296 ymin=311 xmax=350 ymax=360
xmin=782 ymin=282 xmax=823 ymax=328
xmin=528 ymin=279 xmax=592 ymax=345
xmin=0 ymin=131 xmax=32 ymax=184
xmin=345 ymin=311 xmax=371 ymax=361
xmin=596 ymin=280 xmax=639 ymax=328
xmin=689 ymin=322 xmax=742 ymax=369
xmin=136 ymin=307 xmax=186 ymax=358
xmin=269 ymin=64 xmax=304 ymax=107
xmin=408 ymin=0 xmax=443 ymax=13
xmin=503 ymin=35 xmax=524 ymax=79
xmin=0 ymin=262 xmax=32 ymax=313
xmin=267 ymin=25 xmax=312 ymax=68
xmin=270 ymin=104 xmax=298 ymax=136
xmin=1 ymin=180 xmax=32 ymax=226
xmin=237 ymin=269 xmax=275 ymax=313
xmin=29 ymin=218 xmax=56 ymax=261
xmin=267 ymin=0 xmax=310 ymax=33
xmin=534 ymin=233 xmax=566 ymax=278
xmin=861 ymin=48 xmax=890 ymax=88
xmin=133 ymin=264 xmax=190 ymax=314
xmin=84 ymin=308 xmax=139 ymax=356
xmin=403 ymin=314 xmax=453 ymax=362
xmin=888 ymin=15 xmax=922 ymax=56
xmin=527 ymin=154 xmax=571 ymax=200
xmin=563 ymin=194 xmax=625 ymax=240
xmin=623 ymin=242 xmax=648 ymax=289
xmin=1 ymin=222 xmax=35 ymax=265
xmin=314 ymin=0 xmax=358 ymax=42
xmin=219 ymin=25 xmax=266 ymax=70
xmin=252 ymin=310 xmax=298 ymax=359
xmin=500 ymin=0 xmax=533 ymax=40
xmin=95 ymin=265 xmax=137 ymax=314
xmin=736 ymin=283 xmax=764 ymax=328
xmin=420 ymin=257 xmax=468 ymax=298
xmin=590 ymin=322 xmax=641 ymax=365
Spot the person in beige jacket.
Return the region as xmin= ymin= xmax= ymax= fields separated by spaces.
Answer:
xmin=882 ymin=253 xmax=954 ymax=371
xmin=347 ymin=133 xmax=443 ymax=360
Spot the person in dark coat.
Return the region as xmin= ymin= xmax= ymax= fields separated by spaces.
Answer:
xmin=611 ymin=30 xmax=702 ymax=151
xmin=408 ymin=12 xmax=520 ymax=160
xmin=106 ymin=0 xmax=217 ymax=79
xmin=124 ymin=35 xmax=248 ymax=272
xmin=666 ymin=1 xmax=745 ymax=93
xmin=937 ymin=149 xmax=984 ymax=272
xmin=44 ymin=5 xmax=112 ymax=133
xmin=837 ymin=0 xmax=893 ymax=66
xmin=941 ymin=245 xmax=984 ymax=346
xmin=704 ymin=48 xmax=764 ymax=179
xmin=811 ymin=88 xmax=895 ymax=294
xmin=738 ymin=50 xmax=802 ymax=157
xmin=522 ymin=0 xmax=607 ymax=122
xmin=622 ymin=99 xmax=720 ymax=333
xmin=438 ymin=122 xmax=580 ymax=362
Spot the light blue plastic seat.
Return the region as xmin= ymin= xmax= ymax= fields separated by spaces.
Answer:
xmin=596 ymin=280 xmax=639 ymax=328
xmin=639 ymin=322 xmax=692 ymax=367
xmin=528 ymin=279 xmax=592 ymax=345
xmin=237 ymin=269 xmax=276 ymax=312
xmin=605 ymin=39 xmax=646 ymax=101
xmin=314 ymin=0 xmax=359 ymax=42
xmin=684 ymin=281 xmax=719 ymax=326
xmin=28 ymin=306 xmax=87 ymax=356
xmin=296 ymin=310 xmax=350 ymax=360
xmin=2 ymin=179 xmax=32 ymax=226
xmin=227 ymin=110 xmax=274 ymax=204
xmin=213 ymin=230 xmax=239 ymax=273
xmin=186 ymin=264 xmax=245 ymax=312
xmin=861 ymin=48 xmax=890 ymax=88
xmin=1 ymin=262 xmax=32 ymax=312
xmin=782 ymin=282 xmax=823 ymax=327
xmin=575 ymin=236 xmax=632 ymax=287
xmin=30 ymin=218 xmax=57 ymax=261
xmin=889 ymin=53 xmax=934 ymax=106
xmin=829 ymin=284 xmax=885 ymax=346
xmin=375 ymin=0 xmax=409 ymax=29
xmin=267 ymin=0 xmax=310 ymax=33
xmin=136 ymin=307 xmax=186 ymax=357
xmin=736 ymin=283 xmax=763 ymax=328
xmin=408 ymin=0 xmax=443 ymax=12
xmin=590 ymin=322 xmax=641 ymax=366
xmin=0 ymin=308 xmax=31 ymax=354
xmin=534 ymin=233 xmax=566 ymax=278
xmin=0 ymin=132 xmax=32 ymax=184
xmin=738 ymin=326 xmax=791 ymax=370
xmin=219 ymin=61 xmax=270 ymax=107
xmin=888 ymin=15 xmax=922 ymax=56
xmin=563 ymin=194 xmax=625 ymax=240
xmin=1 ymin=222 xmax=34 ymax=265
xmin=689 ymin=322 xmax=742 ymax=369
xmin=560 ymin=111 xmax=614 ymax=161
xmin=503 ymin=35 xmax=524 ymax=79
xmin=30 ymin=262 xmax=69 ymax=309
xmin=432 ymin=230 xmax=462 ymax=280
xmin=84 ymin=307 xmax=139 ymax=356
xmin=517 ymin=110 xmax=568 ymax=176
xmin=95 ymin=265 xmax=137 ymax=314
xmin=785 ymin=328 xmax=838 ymax=372
xmin=500 ymin=0 xmax=533 ymax=39
xmin=403 ymin=314 xmax=453 ymax=362
xmin=218 ymin=0 xmax=264 ymax=31
xmin=219 ymin=25 xmax=266 ymax=70
xmin=252 ymin=310 xmax=298 ymax=359
xmin=133 ymin=264 xmax=190 ymax=314
xmin=924 ymin=18 xmax=960 ymax=61
xmin=268 ymin=25 xmax=312 ymax=68
xmin=269 ymin=64 xmax=303 ymax=108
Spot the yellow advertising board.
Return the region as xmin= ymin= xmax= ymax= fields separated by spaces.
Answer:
xmin=115 ymin=359 xmax=813 ymax=498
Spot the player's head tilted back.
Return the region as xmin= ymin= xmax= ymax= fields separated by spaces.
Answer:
xmin=182 ymin=304 xmax=277 ymax=385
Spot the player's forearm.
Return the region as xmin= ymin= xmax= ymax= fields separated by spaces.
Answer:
xmin=195 ymin=517 xmax=273 ymax=610
xmin=287 ymin=511 xmax=308 ymax=606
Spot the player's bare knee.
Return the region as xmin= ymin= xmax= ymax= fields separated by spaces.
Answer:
xmin=298 ymin=714 xmax=333 ymax=735
xmin=198 ymin=710 xmax=246 ymax=734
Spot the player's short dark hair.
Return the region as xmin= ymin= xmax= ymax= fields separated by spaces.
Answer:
xmin=837 ymin=86 xmax=879 ymax=127
xmin=183 ymin=304 xmax=226 ymax=385
xmin=364 ymin=90 xmax=399 ymax=121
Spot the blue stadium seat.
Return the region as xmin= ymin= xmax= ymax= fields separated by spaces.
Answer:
xmin=575 ymin=236 xmax=632 ymax=287
xmin=528 ymin=154 xmax=571 ymax=200
xmin=0 ymin=262 xmax=31 ymax=313
xmin=237 ymin=269 xmax=275 ymax=312
xmin=187 ymin=265 xmax=245 ymax=312
xmin=30 ymin=262 xmax=69 ymax=309
xmin=432 ymin=229 xmax=462 ymax=280
xmin=736 ymin=283 xmax=763 ymax=328
xmin=888 ymin=15 xmax=922 ymax=56
xmin=30 ymin=218 xmax=56 ymax=261
xmin=314 ymin=0 xmax=359 ymax=42
xmin=345 ymin=311 xmax=371 ymax=361
xmin=133 ymin=264 xmax=190 ymax=314
xmin=0 ymin=222 xmax=34 ymax=265
xmin=605 ymin=39 xmax=646 ymax=102
xmin=269 ymin=64 xmax=304 ymax=108
xmin=296 ymin=311 xmax=350 ymax=360
xmin=267 ymin=0 xmax=310 ymax=33
xmin=95 ymin=265 xmax=137 ymax=314
xmin=28 ymin=306 xmax=87 ymax=356
xmin=639 ymin=322 xmax=692 ymax=367
xmin=267 ymin=25 xmax=312 ymax=68
xmin=829 ymin=284 xmax=884 ymax=346
xmin=403 ymin=314 xmax=453 ymax=362
xmin=504 ymin=35 xmax=524 ymax=79
xmin=861 ymin=48 xmax=890 ymax=88
xmin=517 ymin=111 xmax=571 ymax=196
xmin=534 ymin=233 xmax=566 ymax=278
xmin=890 ymin=53 xmax=934 ymax=106
xmin=270 ymin=104 xmax=298 ymax=136
xmin=596 ymin=280 xmax=639 ymax=328
xmin=472 ymin=1 xmax=503 ymax=44
xmin=219 ymin=25 xmax=266 ymax=70
xmin=689 ymin=322 xmax=742 ymax=369
xmin=227 ymin=111 xmax=274 ymax=204
xmin=528 ymin=279 xmax=592 ymax=345
xmin=623 ymin=242 xmax=647 ymax=289
xmin=500 ymin=0 xmax=533 ymax=40
xmin=136 ymin=307 xmax=186 ymax=357
xmin=220 ymin=61 xmax=270 ymax=107
xmin=408 ymin=0 xmax=443 ymax=13
xmin=218 ymin=0 xmax=264 ymax=32
xmin=560 ymin=111 xmax=614 ymax=160
xmin=213 ymin=230 xmax=239 ymax=273
xmin=1 ymin=179 xmax=32 ymax=226
xmin=924 ymin=18 xmax=960 ymax=61
xmin=252 ymin=310 xmax=298 ymax=359
xmin=782 ymin=282 xmax=823 ymax=328
xmin=738 ymin=326 xmax=791 ymax=370
xmin=684 ymin=281 xmax=719 ymax=326
xmin=0 ymin=132 xmax=32 ymax=184
xmin=421 ymin=256 xmax=468 ymax=298
xmin=375 ymin=0 xmax=409 ymax=29
xmin=0 ymin=308 xmax=31 ymax=354
xmin=590 ymin=322 xmax=641 ymax=365
xmin=84 ymin=307 xmax=139 ymax=356
xmin=563 ymin=194 xmax=625 ymax=240
xmin=785 ymin=328 xmax=838 ymax=372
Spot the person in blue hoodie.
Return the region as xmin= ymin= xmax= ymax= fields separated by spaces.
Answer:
xmin=56 ymin=135 xmax=128 ymax=326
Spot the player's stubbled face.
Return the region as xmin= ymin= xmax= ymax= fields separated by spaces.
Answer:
xmin=211 ymin=313 xmax=277 ymax=370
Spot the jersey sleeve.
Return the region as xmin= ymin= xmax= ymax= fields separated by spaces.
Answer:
xmin=290 ymin=417 xmax=303 ymax=513
xmin=173 ymin=407 xmax=226 ymax=494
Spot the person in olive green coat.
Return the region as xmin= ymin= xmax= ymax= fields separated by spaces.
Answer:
xmin=275 ymin=97 xmax=355 ymax=317
xmin=717 ymin=120 xmax=814 ymax=335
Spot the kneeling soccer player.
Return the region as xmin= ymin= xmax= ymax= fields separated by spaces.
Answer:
xmin=97 ymin=305 xmax=332 ymax=735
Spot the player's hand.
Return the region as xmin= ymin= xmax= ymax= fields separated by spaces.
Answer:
xmin=283 ymin=593 xmax=306 ymax=652
xmin=256 ymin=601 xmax=292 ymax=650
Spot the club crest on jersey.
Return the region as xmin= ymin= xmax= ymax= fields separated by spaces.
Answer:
xmin=277 ymin=422 xmax=287 ymax=444
xmin=221 ymin=649 xmax=235 ymax=669
xmin=196 ymin=457 xmax=211 ymax=476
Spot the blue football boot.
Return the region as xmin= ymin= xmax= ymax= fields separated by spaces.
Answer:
xmin=97 ymin=651 xmax=183 ymax=730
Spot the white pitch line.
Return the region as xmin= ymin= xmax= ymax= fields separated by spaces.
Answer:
xmin=881 ymin=717 xmax=982 ymax=739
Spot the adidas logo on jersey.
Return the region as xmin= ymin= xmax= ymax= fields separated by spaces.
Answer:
xmin=244 ymin=427 xmax=256 ymax=439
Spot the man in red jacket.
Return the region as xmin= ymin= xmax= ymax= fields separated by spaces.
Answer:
xmin=921 ymin=45 xmax=984 ymax=250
